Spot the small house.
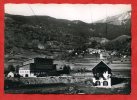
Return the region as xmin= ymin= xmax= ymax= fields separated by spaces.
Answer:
xmin=7 ymin=72 xmax=14 ymax=77
xmin=99 ymin=52 xmax=110 ymax=60
xmin=92 ymin=61 xmax=112 ymax=88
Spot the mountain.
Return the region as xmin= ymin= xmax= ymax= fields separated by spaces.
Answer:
xmin=5 ymin=11 xmax=131 ymax=54
xmin=96 ymin=11 xmax=131 ymax=25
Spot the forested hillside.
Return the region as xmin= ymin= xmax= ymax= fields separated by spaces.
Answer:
xmin=5 ymin=11 xmax=131 ymax=55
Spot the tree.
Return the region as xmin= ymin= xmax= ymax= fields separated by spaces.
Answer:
xmin=8 ymin=65 xmax=15 ymax=72
xmin=63 ymin=65 xmax=71 ymax=74
xmin=15 ymin=65 xmax=20 ymax=73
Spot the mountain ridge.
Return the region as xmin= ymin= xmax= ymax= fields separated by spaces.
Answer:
xmin=95 ymin=11 xmax=131 ymax=25
xmin=5 ymin=12 xmax=131 ymax=54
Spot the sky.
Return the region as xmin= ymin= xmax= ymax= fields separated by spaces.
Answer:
xmin=5 ymin=4 xmax=131 ymax=23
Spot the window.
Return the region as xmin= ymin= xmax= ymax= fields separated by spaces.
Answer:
xmin=96 ymin=81 xmax=100 ymax=86
xmin=25 ymin=74 xmax=28 ymax=77
xmin=103 ymin=81 xmax=108 ymax=86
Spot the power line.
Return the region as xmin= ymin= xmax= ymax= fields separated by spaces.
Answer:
xmin=105 ymin=6 xmax=108 ymax=38
xmin=27 ymin=4 xmax=41 ymax=25
xmin=90 ymin=7 xmax=95 ymax=40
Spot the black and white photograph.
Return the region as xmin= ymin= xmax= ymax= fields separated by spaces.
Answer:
xmin=4 ymin=4 xmax=131 ymax=94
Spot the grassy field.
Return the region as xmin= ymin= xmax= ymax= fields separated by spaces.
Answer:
xmin=4 ymin=77 xmax=130 ymax=94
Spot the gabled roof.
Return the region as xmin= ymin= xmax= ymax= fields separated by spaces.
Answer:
xmin=92 ymin=61 xmax=111 ymax=74
xmin=23 ymin=57 xmax=54 ymax=63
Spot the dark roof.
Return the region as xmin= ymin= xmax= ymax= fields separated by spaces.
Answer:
xmin=23 ymin=57 xmax=54 ymax=62
xmin=35 ymin=57 xmax=54 ymax=60
xmin=92 ymin=61 xmax=111 ymax=74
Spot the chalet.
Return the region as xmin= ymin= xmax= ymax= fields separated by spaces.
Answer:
xmin=19 ymin=57 xmax=57 ymax=77
xmin=92 ymin=61 xmax=112 ymax=88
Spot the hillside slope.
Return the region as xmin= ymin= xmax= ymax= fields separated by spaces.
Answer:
xmin=5 ymin=11 xmax=131 ymax=52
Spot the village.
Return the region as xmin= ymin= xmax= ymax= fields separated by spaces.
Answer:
xmin=5 ymin=48 xmax=131 ymax=93
xmin=4 ymin=4 xmax=131 ymax=94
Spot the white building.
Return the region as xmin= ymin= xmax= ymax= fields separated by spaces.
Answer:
xmin=19 ymin=64 xmax=36 ymax=77
xmin=99 ymin=52 xmax=110 ymax=60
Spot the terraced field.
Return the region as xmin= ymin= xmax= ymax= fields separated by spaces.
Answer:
xmin=68 ymin=54 xmax=131 ymax=77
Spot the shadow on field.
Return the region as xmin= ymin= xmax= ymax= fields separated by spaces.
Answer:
xmin=111 ymin=77 xmax=129 ymax=85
